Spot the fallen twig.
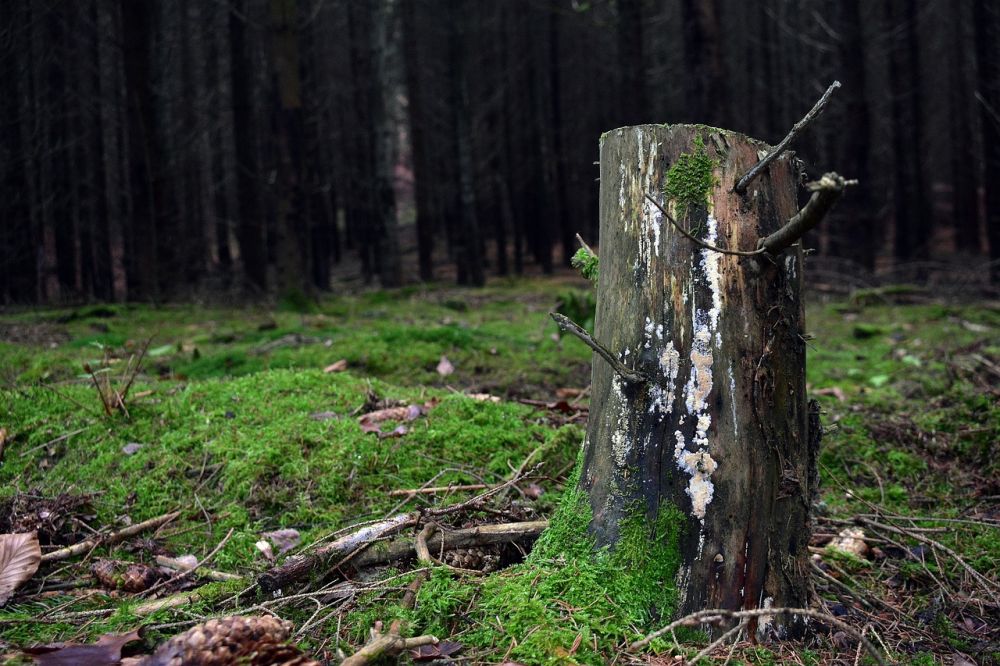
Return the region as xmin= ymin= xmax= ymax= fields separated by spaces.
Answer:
xmin=629 ymin=606 xmax=885 ymax=666
xmin=341 ymin=620 xmax=438 ymax=666
xmin=141 ymin=528 xmax=234 ymax=598
xmin=388 ymin=483 xmax=488 ymax=497
xmin=40 ymin=511 xmax=181 ymax=563
xmin=155 ymin=554 xmax=241 ymax=583
xmin=258 ymin=512 xmax=421 ymax=593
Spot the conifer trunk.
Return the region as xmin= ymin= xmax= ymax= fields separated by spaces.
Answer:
xmin=582 ymin=124 xmax=817 ymax=635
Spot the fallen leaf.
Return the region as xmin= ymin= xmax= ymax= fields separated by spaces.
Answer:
xmin=121 ymin=442 xmax=143 ymax=455
xmin=436 ymin=355 xmax=454 ymax=376
xmin=0 ymin=531 xmax=41 ymax=605
xmin=24 ymin=629 xmax=142 ymax=665
xmin=324 ymin=359 xmax=348 ymax=373
xmin=554 ymin=387 xmax=585 ymax=399
xmin=410 ymin=641 xmax=463 ymax=661
xmin=261 ymin=528 xmax=300 ymax=554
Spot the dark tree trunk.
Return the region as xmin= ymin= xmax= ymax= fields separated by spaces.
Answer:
xmin=974 ymin=0 xmax=1000 ymax=281
xmin=829 ymin=0 xmax=875 ymax=269
xmin=681 ymin=0 xmax=727 ymax=127
xmin=371 ymin=0 xmax=402 ymax=287
xmin=888 ymin=0 xmax=930 ymax=263
xmin=950 ymin=4 xmax=978 ymax=254
xmin=121 ymin=0 xmax=159 ymax=299
xmin=447 ymin=0 xmax=484 ymax=286
xmin=402 ymin=0 xmax=434 ymax=281
xmin=581 ymin=125 xmax=815 ymax=632
xmin=231 ymin=0 xmax=267 ymax=291
xmin=616 ymin=0 xmax=646 ymax=126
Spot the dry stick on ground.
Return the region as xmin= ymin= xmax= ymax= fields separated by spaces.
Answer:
xmin=156 ymin=555 xmax=242 ymax=582
xmin=400 ymin=523 xmax=436 ymax=610
xmin=630 ymin=607 xmax=885 ymax=666
xmin=550 ymin=312 xmax=646 ymax=384
xmin=340 ymin=619 xmax=438 ymax=666
xmin=734 ymin=80 xmax=841 ymax=194
xmin=687 ymin=620 xmax=748 ymax=665
xmin=388 ymin=483 xmax=488 ymax=497
xmin=856 ymin=516 xmax=1000 ymax=602
xmin=141 ymin=528 xmax=235 ymax=598
xmin=40 ymin=511 xmax=181 ymax=562
xmin=259 ymin=471 xmax=542 ymax=593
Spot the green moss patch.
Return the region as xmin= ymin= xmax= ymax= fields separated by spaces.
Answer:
xmin=663 ymin=135 xmax=717 ymax=220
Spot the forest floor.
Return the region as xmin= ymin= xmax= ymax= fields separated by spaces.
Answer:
xmin=0 ymin=277 xmax=997 ymax=665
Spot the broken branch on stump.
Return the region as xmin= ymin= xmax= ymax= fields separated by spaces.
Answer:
xmin=757 ymin=173 xmax=849 ymax=255
xmin=40 ymin=511 xmax=181 ymax=562
xmin=575 ymin=233 xmax=597 ymax=257
xmin=734 ymin=80 xmax=841 ymax=194
xmin=643 ymin=194 xmax=765 ymax=257
xmin=550 ymin=312 xmax=645 ymax=384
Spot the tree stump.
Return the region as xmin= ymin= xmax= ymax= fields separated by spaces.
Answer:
xmin=581 ymin=124 xmax=817 ymax=635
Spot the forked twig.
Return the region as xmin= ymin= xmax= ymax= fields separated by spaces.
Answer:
xmin=734 ymin=80 xmax=841 ymax=194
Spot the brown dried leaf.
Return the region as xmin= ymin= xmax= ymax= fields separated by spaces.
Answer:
xmin=23 ymin=629 xmax=142 ymax=665
xmin=554 ymin=387 xmax=585 ymax=399
xmin=323 ymin=359 xmax=348 ymax=373
xmin=0 ymin=531 xmax=41 ymax=605
xmin=410 ymin=641 xmax=463 ymax=661
xmin=436 ymin=355 xmax=454 ymax=376
xmin=261 ymin=528 xmax=300 ymax=554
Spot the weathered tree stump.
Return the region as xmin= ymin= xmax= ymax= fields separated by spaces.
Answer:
xmin=580 ymin=124 xmax=818 ymax=635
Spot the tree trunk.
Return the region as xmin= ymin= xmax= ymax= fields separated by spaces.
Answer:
xmin=974 ymin=0 xmax=1000 ymax=282
xmin=581 ymin=124 xmax=815 ymax=634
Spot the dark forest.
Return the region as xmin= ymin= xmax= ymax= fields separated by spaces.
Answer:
xmin=3 ymin=0 xmax=999 ymax=304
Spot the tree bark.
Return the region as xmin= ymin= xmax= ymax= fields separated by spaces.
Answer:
xmin=582 ymin=125 xmax=814 ymax=634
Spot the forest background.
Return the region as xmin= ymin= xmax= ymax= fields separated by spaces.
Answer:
xmin=2 ymin=0 xmax=999 ymax=305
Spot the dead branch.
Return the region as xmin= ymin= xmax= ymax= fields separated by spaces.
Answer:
xmin=400 ymin=523 xmax=435 ymax=610
xmin=341 ymin=620 xmax=438 ymax=666
xmin=757 ymin=173 xmax=849 ymax=255
xmin=629 ymin=606 xmax=884 ymax=666
xmin=156 ymin=555 xmax=241 ymax=581
xmin=141 ymin=528 xmax=234 ymax=598
xmin=734 ymin=81 xmax=841 ymax=194
xmin=258 ymin=512 xmax=421 ymax=594
xmin=388 ymin=483 xmax=488 ymax=497
xmin=644 ymin=194 xmax=765 ymax=257
xmin=40 ymin=511 xmax=181 ymax=563
xmin=550 ymin=312 xmax=646 ymax=384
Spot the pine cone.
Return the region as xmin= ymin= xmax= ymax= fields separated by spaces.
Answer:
xmin=91 ymin=559 xmax=160 ymax=592
xmin=443 ymin=546 xmax=500 ymax=572
xmin=142 ymin=615 xmax=319 ymax=666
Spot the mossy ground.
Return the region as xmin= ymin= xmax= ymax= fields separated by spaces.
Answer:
xmin=1 ymin=280 xmax=997 ymax=664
